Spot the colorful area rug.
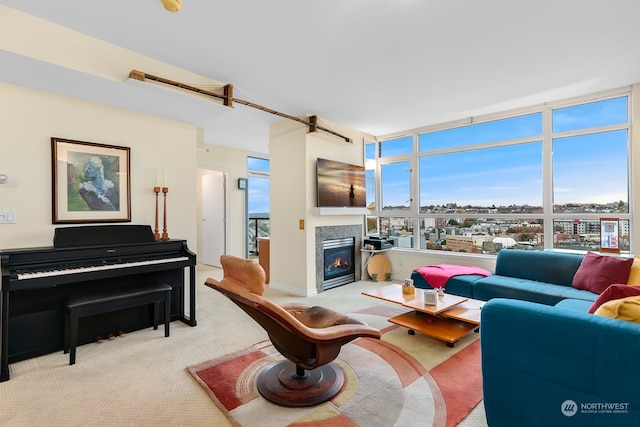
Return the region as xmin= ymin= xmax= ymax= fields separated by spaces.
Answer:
xmin=187 ymin=305 xmax=482 ymax=427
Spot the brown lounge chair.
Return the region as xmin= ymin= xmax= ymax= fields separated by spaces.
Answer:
xmin=205 ymin=255 xmax=381 ymax=407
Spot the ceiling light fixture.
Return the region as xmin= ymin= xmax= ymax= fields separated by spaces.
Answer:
xmin=161 ymin=0 xmax=182 ymax=12
xmin=128 ymin=70 xmax=352 ymax=143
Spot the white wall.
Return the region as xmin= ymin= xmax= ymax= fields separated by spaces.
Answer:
xmin=268 ymin=121 xmax=309 ymax=294
xmin=0 ymin=83 xmax=198 ymax=250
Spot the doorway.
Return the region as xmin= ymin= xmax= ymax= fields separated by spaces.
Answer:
xmin=201 ymin=170 xmax=227 ymax=267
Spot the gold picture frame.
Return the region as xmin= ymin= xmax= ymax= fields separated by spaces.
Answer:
xmin=51 ymin=137 xmax=131 ymax=224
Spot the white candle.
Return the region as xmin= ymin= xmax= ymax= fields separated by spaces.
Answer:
xmin=156 ymin=168 xmax=159 ymax=187
xmin=164 ymin=169 xmax=167 ymax=187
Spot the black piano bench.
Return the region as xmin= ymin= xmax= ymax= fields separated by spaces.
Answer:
xmin=64 ymin=283 xmax=172 ymax=365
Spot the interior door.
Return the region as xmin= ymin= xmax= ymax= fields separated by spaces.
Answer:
xmin=201 ymin=171 xmax=226 ymax=267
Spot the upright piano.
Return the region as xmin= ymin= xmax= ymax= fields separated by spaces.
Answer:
xmin=0 ymin=224 xmax=197 ymax=382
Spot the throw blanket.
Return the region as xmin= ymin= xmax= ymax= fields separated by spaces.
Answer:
xmin=414 ymin=264 xmax=492 ymax=288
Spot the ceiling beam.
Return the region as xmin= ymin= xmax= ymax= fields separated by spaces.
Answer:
xmin=128 ymin=70 xmax=352 ymax=143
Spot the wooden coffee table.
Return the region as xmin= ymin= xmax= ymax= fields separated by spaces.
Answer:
xmin=362 ymin=283 xmax=484 ymax=347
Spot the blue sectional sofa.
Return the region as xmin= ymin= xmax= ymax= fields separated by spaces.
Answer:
xmin=410 ymin=249 xmax=598 ymax=304
xmin=481 ymin=298 xmax=640 ymax=427
xmin=411 ymin=249 xmax=640 ymax=426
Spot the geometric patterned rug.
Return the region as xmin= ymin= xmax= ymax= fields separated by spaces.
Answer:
xmin=187 ymin=306 xmax=482 ymax=427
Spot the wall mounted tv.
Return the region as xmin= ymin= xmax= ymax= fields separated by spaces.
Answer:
xmin=316 ymin=158 xmax=366 ymax=208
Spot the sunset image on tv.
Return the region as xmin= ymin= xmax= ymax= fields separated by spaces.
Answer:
xmin=316 ymin=158 xmax=366 ymax=208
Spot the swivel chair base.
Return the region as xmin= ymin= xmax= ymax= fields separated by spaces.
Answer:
xmin=256 ymin=359 xmax=344 ymax=407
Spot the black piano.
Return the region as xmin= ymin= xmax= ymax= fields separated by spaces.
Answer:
xmin=0 ymin=224 xmax=196 ymax=382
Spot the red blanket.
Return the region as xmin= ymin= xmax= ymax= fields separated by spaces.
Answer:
xmin=413 ymin=264 xmax=492 ymax=288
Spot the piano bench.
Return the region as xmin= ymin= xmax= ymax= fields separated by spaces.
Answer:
xmin=63 ymin=283 xmax=172 ymax=365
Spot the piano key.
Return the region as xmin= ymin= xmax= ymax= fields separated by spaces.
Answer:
xmin=16 ymin=256 xmax=189 ymax=280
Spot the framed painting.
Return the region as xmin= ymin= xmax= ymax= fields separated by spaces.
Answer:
xmin=599 ymin=218 xmax=620 ymax=254
xmin=51 ymin=137 xmax=131 ymax=223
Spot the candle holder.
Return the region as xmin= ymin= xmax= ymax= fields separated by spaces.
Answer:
xmin=153 ymin=186 xmax=161 ymax=241
xmin=162 ymin=187 xmax=169 ymax=241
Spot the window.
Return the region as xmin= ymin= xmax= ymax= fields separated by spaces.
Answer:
xmin=419 ymin=113 xmax=542 ymax=151
xmin=551 ymin=96 xmax=630 ymax=252
xmin=247 ymin=157 xmax=270 ymax=256
xmin=552 ymin=130 xmax=628 ymax=213
xmin=552 ymin=97 xmax=628 ymax=133
xmin=370 ymin=90 xmax=631 ymax=254
xmin=380 ymin=161 xmax=411 ymax=211
xmin=380 ymin=135 xmax=413 ymax=157
xmin=418 ymin=142 xmax=542 ymax=214
xmin=553 ymin=219 xmax=630 ymax=252
xmin=365 ymin=142 xmax=377 ymax=210
xmin=365 ymin=141 xmax=378 ymax=235
xmin=379 ymin=217 xmax=414 ymax=248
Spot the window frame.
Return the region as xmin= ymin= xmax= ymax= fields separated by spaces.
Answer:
xmin=367 ymin=87 xmax=632 ymax=255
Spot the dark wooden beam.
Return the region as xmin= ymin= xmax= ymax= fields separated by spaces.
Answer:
xmin=128 ymin=70 xmax=352 ymax=143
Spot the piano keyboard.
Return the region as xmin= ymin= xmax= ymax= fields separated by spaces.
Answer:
xmin=16 ymin=256 xmax=190 ymax=280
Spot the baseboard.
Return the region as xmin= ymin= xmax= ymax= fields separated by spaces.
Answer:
xmin=267 ymin=281 xmax=318 ymax=297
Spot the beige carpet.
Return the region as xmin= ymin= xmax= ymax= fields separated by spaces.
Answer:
xmin=0 ymin=264 xmax=487 ymax=427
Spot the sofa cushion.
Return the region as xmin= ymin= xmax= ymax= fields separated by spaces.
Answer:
xmin=587 ymin=283 xmax=640 ymax=313
xmin=555 ymin=298 xmax=593 ymax=312
xmin=627 ymin=255 xmax=640 ymax=285
xmin=594 ymin=295 xmax=640 ymax=324
xmin=571 ymin=251 xmax=633 ymax=294
xmin=493 ymin=250 xmax=583 ymax=286
xmin=472 ymin=275 xmax=597 ymax=305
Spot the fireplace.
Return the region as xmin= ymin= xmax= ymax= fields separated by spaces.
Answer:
xmin=323 ymin=237 xmax=355 ymax=289
xmin=315 ymin=225 xmax=362 ymax=292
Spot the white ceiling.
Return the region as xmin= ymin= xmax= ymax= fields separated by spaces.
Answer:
xmin=2 ymin=0 xmax=640 ymax=154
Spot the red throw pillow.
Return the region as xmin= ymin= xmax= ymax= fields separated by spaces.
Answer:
xmin=572 ymin=252 xmax=634 ymax=294
xmin=588 ymin=283 xmax=640 ymax=313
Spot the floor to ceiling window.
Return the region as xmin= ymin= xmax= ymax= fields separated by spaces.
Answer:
xmin=367 ymin=87 xmax=631 ymax=255
xmin=247 ymin=157 xmax=270 ymax=257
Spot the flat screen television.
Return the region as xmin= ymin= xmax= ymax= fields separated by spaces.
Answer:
xmin=316 ymin=158 xmax=366 ymax=208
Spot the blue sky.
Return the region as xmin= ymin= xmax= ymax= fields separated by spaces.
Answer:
xmin=248 ymin=176 xmax=270 ymax=213
xmin=247 ymin=157 xmax=270 ymax=214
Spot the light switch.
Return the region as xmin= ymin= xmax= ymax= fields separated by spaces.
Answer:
xmin=0 ymin=209 xmax=16 ymax=224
